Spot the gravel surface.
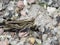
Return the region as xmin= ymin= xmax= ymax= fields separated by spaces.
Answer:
xmin=0 ymin=0 xmax=60 ymax=45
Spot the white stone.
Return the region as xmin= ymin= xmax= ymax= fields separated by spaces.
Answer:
xmin=35 ymin=39 xmax=41 ymax=45
xmin=54 ymin=28 xmax=58 ymax=32
xmin=42 ymin=34 xmax=47 ymax=41
xmin=24 ymin=0 xmax=28 ymax=6
xmin=53 ymin=36 xmax=57 ymax=40
xmin=52 ymin=19 xmax=57 ymax=26
xmin=47 ymin=7 xmax=56 ymax=14
xmin=4 ymin=12 xmax=9 ymax=16
xmin=20 ymin=10 xmax=27 ymax=16
xmin=0 ymin=18 xmax=4 ymax=23
xmin=7 ymin=1 xmax=15 ymax=10
xmin=0 ymin=3 xmax=3 ymax=10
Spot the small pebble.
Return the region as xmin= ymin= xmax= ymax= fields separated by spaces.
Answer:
xmin=17 ymin=0 xmax=25 ymax=10
xmin=18 ymin=32 xmax=28 ymax=37
xmin=15 ymin=7 xmax=20 ymax=13
xmin=27 ymin=0 xmax=36 ymax=4
xmin=29 ymin=37 xmax=35 ymax=44
xmin=0 ymin=28 xmax=4 ymax=35
xmin=11 ymin=32 xmax=15 ymax=37
xmin=0 ymin=3 xmax=3 ymax=10
xmin=20 ymin=10 xmax=27 ymax=16
xmin=0 ymin=41 xmax=9 ymax=45
xmin=47 ymin=7 xmax=56 ymax=14
xmin=35 ymin=39 xmax=41 ymax=45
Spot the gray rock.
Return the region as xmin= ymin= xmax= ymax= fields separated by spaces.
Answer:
xmin=39 ymin=0 xmax=53 ymax=5
xmin=51 ymin=3 xmax=59 ymax=8
xmin=32 ymin=32 xmax=39 ymax=38
xmin=17 ymin=38 xmax=27 ymax=45
xmin=51 ymin=37 xmax=58 ymax=45
xmin=3 ymin=0 xmax=9 ymax=4
xmin=19 ymin=4 xmax=40 ymax=20
xmin=0 ymin=0 xmax=9 ymax=4
xmin=43 ymin=37 xmax=51 ymax=45
xmin=9 ymin=38 xmax=19 ymax=45
xmin=0 ymin=12 xmax=4 ymax=16
xmin=24 ymin=43 xmax=31 ymax=45
xmin=28 ymin=4 xmax=40 ymax=18
xmin=0 ymin=2 xmax=7 ymax=11
xmin=34 ymin=14 xmax=51 ymax=26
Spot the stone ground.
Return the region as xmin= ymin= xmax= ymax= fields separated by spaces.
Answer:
xmin=0 ymin=0 xmax=60 ymax=45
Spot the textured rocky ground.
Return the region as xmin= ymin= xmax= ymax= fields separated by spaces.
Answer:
xmin=0 ymin=0 xmax=60 ymax=45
